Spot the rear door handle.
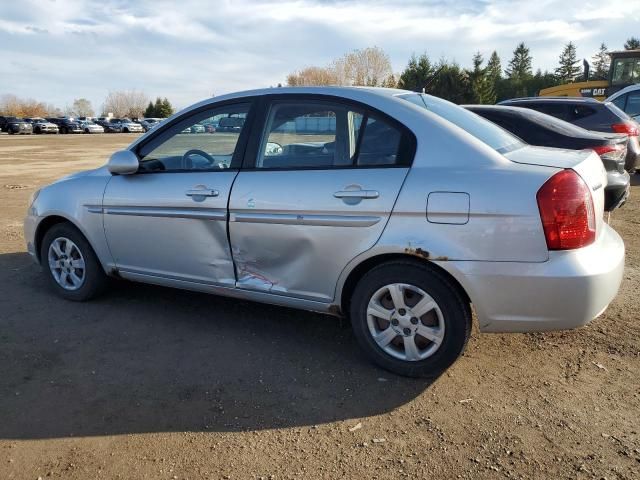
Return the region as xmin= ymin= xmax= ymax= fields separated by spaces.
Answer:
xmin=185 ymin=189 xmax=219 ymax=197
xmin=334 ymin=190 xmax=379 ymax=199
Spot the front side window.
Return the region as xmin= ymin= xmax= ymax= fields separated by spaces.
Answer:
xmin=138 ymin=103 xmax=250 ymax=172
xmin=255 ymin=100 xmax=410 ymax=169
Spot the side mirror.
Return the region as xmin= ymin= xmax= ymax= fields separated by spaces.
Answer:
xmin=108 ymin=150 xmax=139 ymax=175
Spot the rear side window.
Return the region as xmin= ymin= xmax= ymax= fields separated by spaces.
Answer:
xmin=570 ymin=105 xmax=597 ymax=121
xmin=255 ymin=100 xmax=412 ymax=169
xmin=400 ymin=94 xmax=524 ymax=153
xmin=526 ymin=103 xmax=569 ymax=120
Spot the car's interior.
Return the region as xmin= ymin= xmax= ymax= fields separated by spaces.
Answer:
xmin=257 ymin=103 xmax=402 ymax=169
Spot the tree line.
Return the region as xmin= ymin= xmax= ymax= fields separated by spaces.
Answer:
xmin=286 ymin=37 xmax=640 ymax=104
xmin=0 ymin=91 xmax=175 ymax=119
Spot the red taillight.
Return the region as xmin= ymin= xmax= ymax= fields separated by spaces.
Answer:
xmin=537 ymin=170 xmax=596 ymax=250
xmin=591 ymin=144 xmax=627 ymax=162
xmin=611 ymin=121 xmax=639 ymax=136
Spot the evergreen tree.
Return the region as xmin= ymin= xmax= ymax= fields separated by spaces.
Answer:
xmin=428 ymin=61 xmax=474 ymax=104
xmin=159 ymin=98 xmax=174 ymax=117
xmin=624 ymin=37 xmax=640 ymax=50
xmin=505 ymin=42 xmax=533 ymax=81
xmin=143 ymin=101 xmax=155 ymax=118
xmin=397 ymin=53 xmax=435 ymax=91
xmin=153 ymin=97 xmax=163 ymax=117
xmin=468 ymin=52 xmax=496 ymax=104
xmin=486 ymin=51 xmax=502 ymax=83
xmin=555 ymin=42 xmax=581 ymax=83
xmin=592 ymin=43 xmax=610 ymax=80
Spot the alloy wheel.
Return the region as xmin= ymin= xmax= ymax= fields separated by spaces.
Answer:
xmin=366 ymin=283 xmax=445 ymax=361
xmin=47 ymin=237 xmax=86 ymax=291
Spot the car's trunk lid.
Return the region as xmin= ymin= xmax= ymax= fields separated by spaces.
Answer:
xmin=505 ymin=145 xmax=607 ymax=239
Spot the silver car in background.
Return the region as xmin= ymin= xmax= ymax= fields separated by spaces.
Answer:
xmin=77 ymin=120 xmax=105 ymax=134
xmin=23 ymin=87 xmax=625 ymax=377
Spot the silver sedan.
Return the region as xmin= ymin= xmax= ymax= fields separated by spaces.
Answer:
xmin=23 ymin=87 xmax=625 ymax=377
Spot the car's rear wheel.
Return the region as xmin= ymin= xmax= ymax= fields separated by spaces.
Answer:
xmin=349 ymin=260 xmax=471 ymax=378
xmin=41 ymin=223 xmax=108 ymax=301
xmin=123 ymin=128 xmax=129 ymax=133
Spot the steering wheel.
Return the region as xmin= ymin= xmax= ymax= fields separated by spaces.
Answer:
xmin=182 ymin=149 xmax=215 ymax=169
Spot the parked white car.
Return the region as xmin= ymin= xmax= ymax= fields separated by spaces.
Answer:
xmin=23 ymin=87 xmax=625 ymax=377
xmin=78 ymin=120 xmax=104 ymax=134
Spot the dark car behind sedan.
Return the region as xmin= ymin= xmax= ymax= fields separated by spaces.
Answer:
xmin=1 ymin=117 xmax=33 ymax=134
xmin=498 ymin=97 xmax=640 ymax=173
xmin=466 ymin=105 xmax=630 ymax=211
xmin=46 ymin=117 xmax=83 ymax=134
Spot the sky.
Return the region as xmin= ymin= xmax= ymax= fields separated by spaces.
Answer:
xmin=1 ymin=0 xmax=639 ymax=113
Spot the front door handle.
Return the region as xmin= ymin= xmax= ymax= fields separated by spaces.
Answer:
xmin=334 ymin=190 xmax=379 ymax=199
xmin=185 ymin=189 xmax=219 ymax=197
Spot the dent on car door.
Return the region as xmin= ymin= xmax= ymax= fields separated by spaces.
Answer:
xmin=102 ymin=102 xmax=253 ymax=286
xmin=228 ymin=97 xmax=416 ymax=303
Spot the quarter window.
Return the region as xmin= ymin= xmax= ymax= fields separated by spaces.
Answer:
xmin=138 ymin=104 xmax=250 ymax=172
xmin=256 ymin=100 xmax=410 ymax=169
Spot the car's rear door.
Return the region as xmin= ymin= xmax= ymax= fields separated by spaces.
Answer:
xmin=228 ymin=95 xmax=416 ymax=303
xmin=102 ymin=101 xmax=255 ymax=287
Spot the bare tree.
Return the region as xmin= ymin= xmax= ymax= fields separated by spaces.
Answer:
xmin=71 ymin=98 xmax=94 ymax=117
xmin=0 ymin=94 xmax=53 ymax=117
xmin=285 ymin=46 xmax=394 ymax=88
xmin=286 ymin=66 xmax=339 ymax=86
xmin=333 ymin=47 xmax=393 ymax=86
xmin=102 ymin=90 xmax=149 ymax=118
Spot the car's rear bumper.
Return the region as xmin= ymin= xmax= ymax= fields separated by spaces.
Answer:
xmin=604 ymin=170 xmax=630 ymax=211
xmin=625 ymin=136 xmax=640 ymax=172
xmin=445 ymin=224 xmax=625 ymax=333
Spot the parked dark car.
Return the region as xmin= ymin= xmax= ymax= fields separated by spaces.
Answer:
xmin=0 ymin=117 xmax=33 ymax=134
xmin=498 ymin=97 xmax=640 ymax=173
xmin=465 ymin=105 xmax=630 ymax=211
xmin=23 ymin=117 xmax=59 ymax=134
xmin=46 ymin=118 xmax=83 ymax=134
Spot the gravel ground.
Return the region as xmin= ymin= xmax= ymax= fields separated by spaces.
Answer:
xmin=0 ymin=133 xmax=638 ymax=479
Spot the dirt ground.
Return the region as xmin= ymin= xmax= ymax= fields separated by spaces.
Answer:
xmin=0 ymin=133 xmax=638 ymax=480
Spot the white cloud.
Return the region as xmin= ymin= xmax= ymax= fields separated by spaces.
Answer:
xmin=0 ymin=0 xmax=639 ymax=110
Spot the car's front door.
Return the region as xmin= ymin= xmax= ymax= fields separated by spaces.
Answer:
xmin=103 ymin=102 xmax=253 ymax=286
xmin=228 ymin=96 xmax=416 ymax=303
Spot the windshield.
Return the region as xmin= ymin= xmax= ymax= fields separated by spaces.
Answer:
xmin=611 ymin=57 xmax=640 ymax=86
xmin=398 ymin=93 xmax=524 ymax=154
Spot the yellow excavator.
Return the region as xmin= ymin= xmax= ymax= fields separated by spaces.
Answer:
xmin=539 ymin=49 xmax=640 ymax=100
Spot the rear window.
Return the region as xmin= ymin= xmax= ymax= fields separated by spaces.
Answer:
xmin=399 ymin=94 xmax=524 ymax=153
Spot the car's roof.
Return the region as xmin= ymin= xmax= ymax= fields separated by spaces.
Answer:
xmin=606 ymin=84 xmax=640 ymax=101
xmin=210 ymin=86 xmax=414 ymax=102
xmin=464 ymin=104 xmax=621 ymax=140
xmin=500 ymin=96 xmax=600 ymax=104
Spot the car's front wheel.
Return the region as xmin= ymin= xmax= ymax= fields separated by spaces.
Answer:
xmin=350 ymin=260 xmax=471 ymax=378
xmin=41 ymin=223 xmax=108 ymax=301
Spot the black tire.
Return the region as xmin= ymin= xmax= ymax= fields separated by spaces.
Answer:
xmin=349 ymin=260 xmax=471 ymax=378
xmin=123 ymin=128 xmax=129 ymax=133
xmin=40 ymin=222 xmax=109 ymax=301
